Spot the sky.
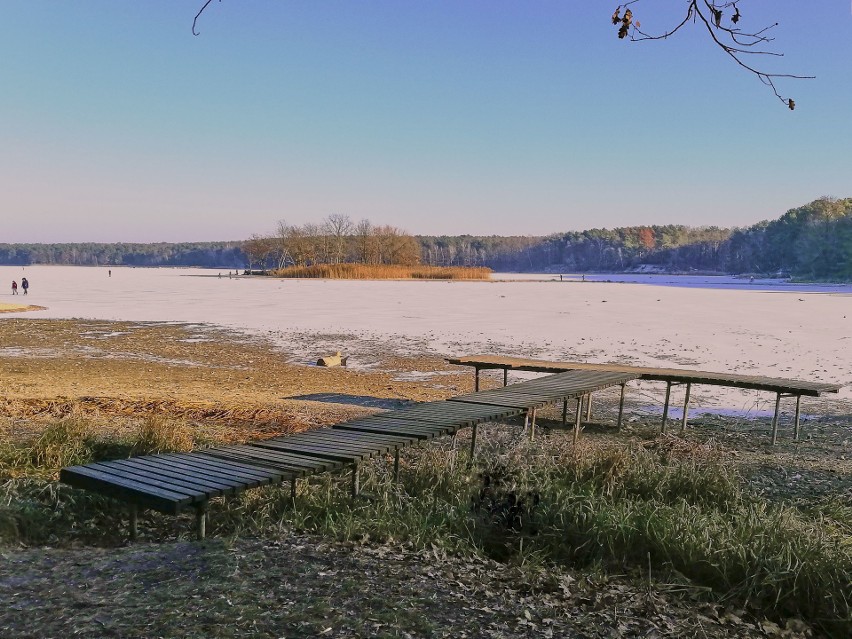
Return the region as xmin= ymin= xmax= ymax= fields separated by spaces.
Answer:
xmin=1 ymin=1 xmax=850 ymax=242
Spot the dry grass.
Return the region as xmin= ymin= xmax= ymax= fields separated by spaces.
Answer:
xmin=271 ymin=263 xmax=492 ymax=280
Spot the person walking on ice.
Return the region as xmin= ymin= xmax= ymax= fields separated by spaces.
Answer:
xmin=11 ymin=280 xmax=18 ymax=295
xmin=21 ymin=277 xmax=28 ymax=295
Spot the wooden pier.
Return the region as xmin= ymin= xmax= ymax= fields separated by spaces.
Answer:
xmin=446 ymin=354 xmax=842 ymax=442
xmin=60 ymin=369 xmax=636 ymax=540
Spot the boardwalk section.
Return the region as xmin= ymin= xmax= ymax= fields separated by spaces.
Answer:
xmin=447 ymin=354 xmax=843 ymax=442
xmin=60 ymin=370 xmax=635 ymax=540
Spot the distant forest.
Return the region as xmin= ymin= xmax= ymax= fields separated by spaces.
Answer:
xmin=1 ymin=198 xmax=849 ymax=280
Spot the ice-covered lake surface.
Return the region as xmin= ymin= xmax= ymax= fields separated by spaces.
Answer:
xmin=4 ymin=265 xmax=851 ymax=408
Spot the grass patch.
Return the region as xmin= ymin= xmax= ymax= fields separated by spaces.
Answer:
xmin=2 ymin=426 xmax=850 ymax=635
xmin=270 ymin=263 xmax=492 ymax=280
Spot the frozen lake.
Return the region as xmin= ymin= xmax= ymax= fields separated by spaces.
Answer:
xmin=3 ymin=265 xmax=851 ymax=409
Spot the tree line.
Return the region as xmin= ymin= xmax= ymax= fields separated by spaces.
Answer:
xmin=1 ymin=198 xmax=849 ymax=280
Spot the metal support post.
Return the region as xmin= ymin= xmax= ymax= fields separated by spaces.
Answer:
xmin=617 ymin=383 xmax=626 ymax=429
xmin=195 ymin=503 xmax=207 ymax=541
xmin=573 ymin=397 xmax=583 ymax=445
xmin=771 ymin=393 xmax=782 ymax=445
xmin=793 ymin=395 xmax=802 ymax=440
xmin=662 ymin=382 xmax=672 ymax=434
xmin=351 ymin=464 xmax=361 ymax=497
xmin=680 ymin=383 xmax=691 ymax=433
xmin=129 ymin=504 xmax=138 ymax=542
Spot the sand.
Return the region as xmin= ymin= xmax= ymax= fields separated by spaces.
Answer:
xmin=0 ymin=302 xmax=44 ymax=313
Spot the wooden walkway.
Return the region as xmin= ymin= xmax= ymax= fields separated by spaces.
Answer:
xmin=60 ymin=370 xmax=636 ymax=540
xmin=447 ymin=354 xmax=843 ymax=442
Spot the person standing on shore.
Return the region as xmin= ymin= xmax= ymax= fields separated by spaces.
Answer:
xmin=11 ymin=280 xmax=18 ymax=295
xmin=21 ymin=277 xmax=28 ymax=295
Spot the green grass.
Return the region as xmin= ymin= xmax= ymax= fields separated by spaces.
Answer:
xmin=1 ymin=424 xmax=849 ymax=636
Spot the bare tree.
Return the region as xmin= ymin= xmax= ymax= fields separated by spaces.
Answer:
xmin=612 ymin=1 xmax=812 ymax=109
xmin=324 ymin=214 xmax=354 ymax=264
xmin=242 ymin=234 xmax=276 ymax=272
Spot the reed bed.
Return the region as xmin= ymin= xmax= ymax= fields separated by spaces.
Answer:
xmin=270 ymin=263 xmax=492 ymax=280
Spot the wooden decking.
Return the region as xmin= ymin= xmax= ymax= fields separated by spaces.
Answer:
xmin=446 ymin=354 xmax=843 ymax=442
xmin=60 ymin=369 xmax=637 ymax=540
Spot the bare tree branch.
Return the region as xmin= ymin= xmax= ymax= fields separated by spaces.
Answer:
xmin=192 ymin=0 xmax=218 ymax=36
xmin=614 ymin=1 xmax=813 ymax=109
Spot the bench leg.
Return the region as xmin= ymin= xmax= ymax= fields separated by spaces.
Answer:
xmin=573 ymin=397 xmax=583 ymax=445
xmin=771 ymin=393 xmax=782 ymax=445
xmin=662 ymin=382 xmax=672 ymax=434
xmin=617 ymin=383 xmax=626 ymax=429
xmin=129 ymin=504 xmax=138 ymax=542
xmin=195 ymin=503 xmax=207 ymax=541
xmin=793 ymin=395 xmax=802 ymax=440
xmin=351 ymin=464 xmax=360 ymax=498
xmin=680 ymin=383 xmax=691 ymax=433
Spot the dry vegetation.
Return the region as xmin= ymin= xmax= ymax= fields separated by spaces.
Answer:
xmin=0 ymin=318 xmax=850 ymax=638
xmin=271 ymin=263 xmax=492 ymax=280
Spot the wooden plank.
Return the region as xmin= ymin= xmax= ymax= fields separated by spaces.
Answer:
xmin=278 ymin=432 xmax=394 ymax=453
xmin=298 ymin=428 xmax=416 ymax=447
xmin=447 ymin=355 xmax=841 ymax=397
xmin=87 ymin=460 xmax=224 ymax=499
xmin=333 ymin=422 xmax=441 ymax=440
xmin=59 ymin=466 xmax=192 ymax=514
xmin=253 ymin=439 xmax=375 ymax=462
xmin=111 ymin=457 xmax=245 ymax=494
xmin=199 ymin=449 xmax=316 ymax=476
xmin=201 ymin=447 xmax=334 ymax=474
xmin=157 ymin=453 xmax=281 ymax=483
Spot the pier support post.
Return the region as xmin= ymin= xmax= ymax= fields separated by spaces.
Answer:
xmin=662 ymin=382 xmax=672 ymax=434
xmin=290 ymin=477 xmax=297 ymax=501
xmin=394 ymin=449 xmax=401 ymax=481
xmin=194 ymin=503 xmax=207 ymax=541
xmin=469 ymin=423 xmax=478 ymax=464
xmin=771 ymin=393 xmax=782 ymax=445
xmin=529 ymin=408 xmax=537 ymax=441
xmin=573 ymin=397 xmax=583 ymax=445
xmin=351 ymin=464 xmax=360 ymax=498
xmin=129 ymin=504 xmax=138 ymax=542
xmin=793 ymin=395 xmax=802 ymax=440
xmin=474 ymin=367 xmax=480 ymax=392
xmin=680 ymin=383 xmax=691 ymax=433
xmin=503 ymin=368 xmax=508 ymax=387
xmin=585 ymin=394 xmax=593 ymax=422
xmin=562 ymin=399 xmax=568 ymax=426
xmin=617 ymin=383 xmax=626 ymax=429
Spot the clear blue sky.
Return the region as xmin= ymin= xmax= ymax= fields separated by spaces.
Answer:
xmin=1 ymin=1 xmax=850 ymax=242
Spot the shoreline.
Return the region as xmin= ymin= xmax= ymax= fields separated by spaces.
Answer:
xmin=0 ymin=303 xmax=46 ymax=314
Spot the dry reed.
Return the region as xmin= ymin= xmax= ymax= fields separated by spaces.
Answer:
xmin=270 ymin=263 xmax=491 ymax=280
